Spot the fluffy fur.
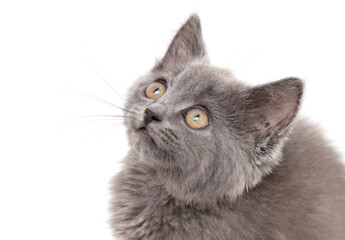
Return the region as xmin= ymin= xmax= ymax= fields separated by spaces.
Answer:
xmin=110 ymin=15 xmax=345 ymax=239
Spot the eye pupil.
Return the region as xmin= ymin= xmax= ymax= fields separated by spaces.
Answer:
xmin=153 ymin=88 xmax=160 ymax=94
xmin=193 ymin=114 xmax=200 ymax=121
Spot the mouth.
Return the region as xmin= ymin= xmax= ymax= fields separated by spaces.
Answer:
xmin=137 ymin=126 xmax=152 ymax=139
xmin=137 ymin=126 xmax=157 ymax=146
xmin=138 ymin=126 xmax=148 ymax=134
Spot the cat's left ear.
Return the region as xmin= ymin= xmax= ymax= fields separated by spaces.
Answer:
xmin=242 ymin=77 xmax=303 ymax=152
xmin=156 ymin=14 xmax=207 ymax=70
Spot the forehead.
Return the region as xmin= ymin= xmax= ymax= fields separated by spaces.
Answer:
xmin=155 ymin=63 xmax=239 ymax=106
xmin=170 ymin=64 xmax=226 ymax=90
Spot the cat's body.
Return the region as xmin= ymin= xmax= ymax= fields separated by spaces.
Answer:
xmin=112 ymin=120 xmax=345 ymax=239
xmin=111 ymin=15 xmax=345 ymax=239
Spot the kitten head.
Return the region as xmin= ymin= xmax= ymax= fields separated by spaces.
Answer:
xmin=124 ymin=15 xmax=303 ymax=204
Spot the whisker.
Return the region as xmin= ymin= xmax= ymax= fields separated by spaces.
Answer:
xmin=70 ymin=118 xmax=125 ymax=126
xmin=66 ymin=114 xmax=133 ymax=120
xmin=87 ymin=57 xmax=126 ymax=101
xmin=95 ymin=114 xmax=141 ymax=121
xmin=74 ymin=89 xmax=136 ymax=114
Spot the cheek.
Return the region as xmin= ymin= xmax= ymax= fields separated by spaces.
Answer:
xmin=178 ymin=130 xmax=215 ymax=155
xmin=176 ymin=136 xmax=219 ymax=171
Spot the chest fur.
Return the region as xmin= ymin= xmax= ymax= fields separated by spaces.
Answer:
xmin=111 ymin=170 xmax=260 ymax=240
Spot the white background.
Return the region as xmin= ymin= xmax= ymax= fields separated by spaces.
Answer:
xmin=1 ymin=1 xmax=344 ymax=239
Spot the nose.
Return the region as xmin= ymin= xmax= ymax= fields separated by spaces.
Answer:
xmin=144 ymin=108 xmax=161 ymax=126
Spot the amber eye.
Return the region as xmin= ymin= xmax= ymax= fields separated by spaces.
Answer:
xmin=185 ymin=108 xmax=209 ymax=129
xmin=145 ymin=82 xmax=167 ymax=99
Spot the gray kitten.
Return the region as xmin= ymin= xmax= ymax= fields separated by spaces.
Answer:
xmin=110 ymin=15 xmax=345 ymax=239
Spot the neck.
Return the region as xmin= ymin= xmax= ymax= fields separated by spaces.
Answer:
xmin=127 ymin=149 xmax=242 ymax=208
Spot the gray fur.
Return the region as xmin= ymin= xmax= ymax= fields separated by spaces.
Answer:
xmin=110 ymin=15 xmax=345 ymax=239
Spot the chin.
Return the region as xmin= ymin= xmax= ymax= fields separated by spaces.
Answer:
xmin=127 ymin=124 xmax=178 ymax=168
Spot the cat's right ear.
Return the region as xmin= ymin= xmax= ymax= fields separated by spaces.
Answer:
xmin=155 ymin=14 xmax=207 ymax=70
xmin=241 ymin=77 xmax=304 ymax=153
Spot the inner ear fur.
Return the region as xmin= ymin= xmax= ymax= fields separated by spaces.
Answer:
xmin=243 ymin=77 xmax=304 ymax=143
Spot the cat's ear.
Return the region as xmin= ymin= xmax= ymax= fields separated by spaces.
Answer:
xmin=156 ymin=14 xmax=207 ymax=70
xmin=242 ymin=77 xmax=303 ymax=148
